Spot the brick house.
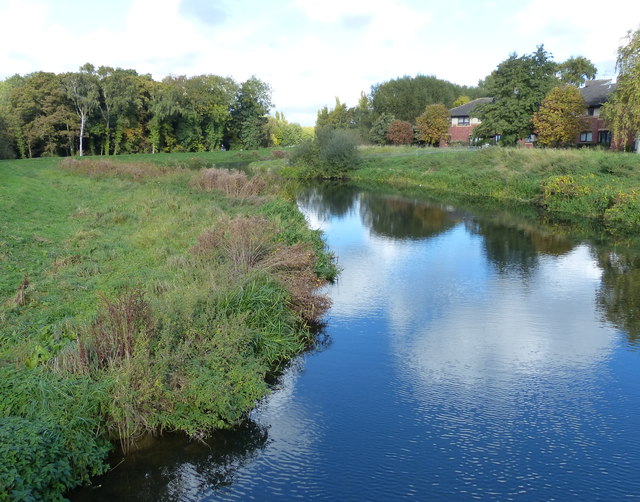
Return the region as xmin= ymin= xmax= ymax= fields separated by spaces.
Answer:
xmin=576 ymin=79 xmax=616 ymax=147
xmin=446 ymin=98 xmax=492 ymax=145
xmin=443 ymin=80 xmax=621 ymax=148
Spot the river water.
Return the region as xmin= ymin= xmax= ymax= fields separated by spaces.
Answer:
xmin=72 ymin=184 xmax=640 ymax=501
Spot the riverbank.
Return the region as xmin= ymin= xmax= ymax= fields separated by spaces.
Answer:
xmin=0 ymin=154 xmax=335 ymax=500
xmin=345 ymin=146 xmax=640 ymax=236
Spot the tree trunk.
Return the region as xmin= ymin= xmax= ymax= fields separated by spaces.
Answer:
xmin=79 ymin=113 xmax=85 ymax=156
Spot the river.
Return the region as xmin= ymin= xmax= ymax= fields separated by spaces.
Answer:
xmin=71 ymin=183 xmax=640 ymax=501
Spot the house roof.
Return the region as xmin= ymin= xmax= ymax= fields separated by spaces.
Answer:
xmin=449 ymin=97 xmax=492 ymax=117
xmin=580 ymin=79 xmax=616 ymax=107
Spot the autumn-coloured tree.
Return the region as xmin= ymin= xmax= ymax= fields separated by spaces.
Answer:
xmin=533 ymin=85 xmax=586 ymax=147
xmin=453 ymin=95 xmax=471 ymax=107
xmin=386 ymin=120 xmax=414 ymax=145
xmin=415 ymin=103 xmax=450 ymax=146
xmin=602 ymin=28 xmax=640 ymax=152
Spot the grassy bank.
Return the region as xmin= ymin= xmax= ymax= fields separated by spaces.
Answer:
xmin=0 ymin=153 xmax=334 ymax=500
xmin=344 ymin=146 xmax=640 ymax=235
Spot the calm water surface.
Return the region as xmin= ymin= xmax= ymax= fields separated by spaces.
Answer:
xmin=72 ymin=184 xmax=640 ymax=501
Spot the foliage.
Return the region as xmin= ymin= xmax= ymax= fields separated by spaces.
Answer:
xmin=0 ymin=368 xmax=111 ymax=501
xmin=602 ymin=28 xmax=640 ymax=151
xmin=0 ymin=67 xmax=288 ymax=157
xmin=415 ymin=104 xmax=451 ymax=146
xmin=474 ymin=46 xmax=559 ymax=144
xmin=386 ymin=120 xmax=414 ymax=145
xmin=369 ymin=113 xmax=395 ymax=145
xmin=453 ymin=95 xmax=471 ymax=107
xmin=533 ymin=85 xmax=587 ymax=147
xmin=316 ymin=97 xmax=353 ymax=130
xmin=370 ymin=75 xmax=483 ymax=123
xmin=290 ymin=128 xmax=360 ymax=177
xmin=557 ymin=56 xmax=598 ymax=86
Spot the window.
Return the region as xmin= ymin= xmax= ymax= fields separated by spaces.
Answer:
xmin=457 ymin=116 xmax=470 ymax=126
xmin=598 ymin=131 xmax=611 ymax=146
xmin=580 ymin=131 xmax=593 ymax=142
xmin=588 ymin=107 xmax=595 ymax=116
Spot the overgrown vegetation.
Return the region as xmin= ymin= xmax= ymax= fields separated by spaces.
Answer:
xmin=0 ymin=152 xmax=336 ymax=499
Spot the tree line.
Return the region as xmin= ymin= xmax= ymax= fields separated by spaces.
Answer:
xmin=314 ymin=30 xmax=640 ymax=151
xmin=0 ymin=64 xmax=308 ymax=159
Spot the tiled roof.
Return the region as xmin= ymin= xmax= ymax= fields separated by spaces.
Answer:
xmin=449 ymin=97 xmax=493 ymax=117
xmin=580 ymin=79 xmax=616 ymax=107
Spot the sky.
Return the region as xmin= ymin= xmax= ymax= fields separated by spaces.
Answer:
xmin=1 ymin=0 xmax=639 ymax=126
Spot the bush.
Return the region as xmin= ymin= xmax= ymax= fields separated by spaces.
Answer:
xmin=290 ymin=128 xmax=360 ymax=178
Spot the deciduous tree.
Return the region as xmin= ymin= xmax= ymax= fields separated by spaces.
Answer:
xmin=533 ymin=85 xmax=586 ymax=147
xmin=62 ymin=64 xmax=100 ymax=156
xmin=386 ymin=120 xmax=414 ymax=145
xmin=557 ymin=56 xmax=597 ymax=86
xmin=416 ymin=104 xmax=450 ymax=146
xmin=602 ymin=28 xmax=640 ymax=152
xmin=474 ymin=46 xmax=558 ymax=145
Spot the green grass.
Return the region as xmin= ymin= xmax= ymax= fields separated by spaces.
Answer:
xmin=0 ymin=152 xmax=334 ymax=499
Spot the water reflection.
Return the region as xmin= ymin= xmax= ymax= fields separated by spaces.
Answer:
xmin=71 ymin=422 xmax=268 ymax=502
xmin=597 ymin=251 xmax=640 ymax=347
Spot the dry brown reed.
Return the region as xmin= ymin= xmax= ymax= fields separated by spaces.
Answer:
xmin=191 ymin=218 xmax=331 ymax=322
xmin=191 ymin=168 xmax=267 ymax=199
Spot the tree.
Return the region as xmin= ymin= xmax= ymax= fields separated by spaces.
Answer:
xmin=416 ymin=103 xmax=451 ymax=146
xmin=386 ymin=120 xmax=414 ymax=145
xmin=557 ymin=56 xmax=597 ymax=86
xmin=602 ymin=28 xmax=640 ymax=152
xmin=230 ymin=76 xmax=272 ymax=149
xmin=474 ymin=46 xmax=558 ymax=145
xmin=62 ymin=64 xmax=100 ymax=156
xmin=369 ymin=113 xmax=395 ymax=145
xmin=370 ymin=75 xmax=484 ymax=123
xmin=315 ymin=97 xmax=353 ymax=130
xmin=533 ymin=85 xmax=586 ymax=147
xmin=453 ymin=95 xmax=471 ymax=107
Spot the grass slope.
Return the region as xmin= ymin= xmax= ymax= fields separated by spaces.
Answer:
xmin=0 ymin=152 xmax=334 ymax=500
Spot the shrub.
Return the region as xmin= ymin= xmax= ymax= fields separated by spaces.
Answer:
xmin=290 ymin=128 xmax=360 ymax=178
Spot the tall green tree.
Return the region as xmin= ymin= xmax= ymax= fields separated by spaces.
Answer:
xmin=474 ymin=46 xmax=558 ymax=144
xmin=557 ymin=56 xmax=597 ymax=86
xmin=97 ymin=67 xmax=143 ymax=155
xmin=230 ymin=76 xmax=272 ymax=149
xmin=533 ymin=85 xmax=586 ymax=147
xmin=415 ymin=103 xmax=451 ymax=146
xmin=62 ymin=63 xmax=100 ymax=156
xmin=370 ymin=75 xmax=483 ymax=123
xmin=602 ymin=28 xmax=640 ymax=152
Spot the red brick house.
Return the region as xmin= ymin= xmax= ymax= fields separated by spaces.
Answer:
xmin=446 ymin=98 xmax=492 ymax=145
xmin=576 ymin=79 xmax=616 ymax=147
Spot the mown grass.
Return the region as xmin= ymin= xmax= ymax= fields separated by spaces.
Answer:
xmin=0 ymin=152 xmax=334 ymax=500
xmin=348 ymin=146 xmax=640 ymax=235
